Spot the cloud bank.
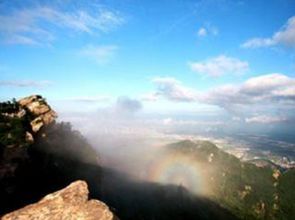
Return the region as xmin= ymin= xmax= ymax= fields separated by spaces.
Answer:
xmin=203 ymin=73 xmax=295 ymax=109
xmin=146 ymin=73 xmax=295 ymax=123
xmin=242 ymin=16 xmax=295 ymax=48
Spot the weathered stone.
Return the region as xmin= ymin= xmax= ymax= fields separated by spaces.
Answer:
xmin=17 ymin=95 xmax=57 ymax=133
xmin=27 ymin=102 xmax=50 ymax=115
xmin=2 ymin=180 xmax=117 ymax=220
xmin=30 ymin=117 xmax=44 ymax=133
xmin=25 ymin=132 xmax=34 ymax=143
xmin=18 ymin=95 xmax=39 ymax=107
xmin=42 ymin=111 xmax=57 ymax=125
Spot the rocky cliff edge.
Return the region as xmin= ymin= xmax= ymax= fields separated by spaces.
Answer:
xmin=2 ymin=180 xmax=117 ymax=220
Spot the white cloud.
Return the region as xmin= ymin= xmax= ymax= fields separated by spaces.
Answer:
xmin=241 ymin=38 xmax=275 ymax=49
xmin=242 ymin=16 xmax=295 ymax=48
xmin=203 ymin=73 xmax=295 ymax=109
xmin=197 ymin=27 xmax=207 ymax=37
xmin=245 ymin=115 xmax=287 ymax=124
xmin=242 ymin=73 xmax=295 ymax=95
xmin=0 ymin=80 xmax=52 ymax=88
xmin=151 ymin=77 xmax=198 ymax=102
xmin=0 ymin=6 xmax=124 ymax=45
xmin=148 ymin=74 xmax=295 ymax=116
xmin=189 ymin=55 xmax=249 ymax=77
xmin=197 ymin=25 xmax=218 ymax=37
xmin=79 ymin=45 xmax=118 ymax=64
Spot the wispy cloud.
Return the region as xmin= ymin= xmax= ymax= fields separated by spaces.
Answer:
xmin=189 ymin=55 xmax=249 ymax=77
xmin=197 ymin=27 xmax=207 ymax=37
xmin=197 ymin=24 xmax=218 ymax=37
xmin=241 ymin=16 xmax=295 ymax=48
xmin=0 ymin=80 xmax=52 ymax=88
xmin=5 ymin=35 xmax=41 ymax=45
xmin=245 ymin=115 xmax=287 ymax=124
xmin=79 ymin=44 xmax=118 ymax=64
xmin=0 ymin=6 xmax=124 ymax=45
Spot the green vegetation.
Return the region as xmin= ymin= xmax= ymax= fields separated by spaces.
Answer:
xmin=277 ymin=169 xmax=295 ymax=219
xmin=32 ymin=121 xmax=98 ymax=164
xmin=0 ymin=99 xmax=18 ymax=113
xmin=0 ymin=100 xmax=26 ymax=148
xmin=166 ymin=140 xmax=295 ymax=220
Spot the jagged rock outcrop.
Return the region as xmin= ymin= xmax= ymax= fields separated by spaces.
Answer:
xmin=18 ymin=95 xmax=57 ymax=133
xmin=2 ymin=180 xmax=116 ymax=220
xmin=0 ymin=95 xmax=101 ymax=216
xmin=0 ymin=95 xmax=57 ymax=180
xmin=0 ymin=95 xmax=57 ymax=145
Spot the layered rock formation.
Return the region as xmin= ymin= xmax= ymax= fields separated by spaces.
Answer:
xmin=18 ymin=95 xmax=57 ymax=133
xmin=2 ymin=180 xmax=116 ymax=220
xmin=0 ymin=95 xmax=57 ymax=181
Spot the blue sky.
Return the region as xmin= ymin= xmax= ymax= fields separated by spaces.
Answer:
xmin=0 ymin=0 xmax=295 ymax=130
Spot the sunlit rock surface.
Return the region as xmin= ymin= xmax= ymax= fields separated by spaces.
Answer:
xmin=2 ymin=180 xmax=117 ymax=220
xmin=18 ymin=95 xmax=57 ymax=133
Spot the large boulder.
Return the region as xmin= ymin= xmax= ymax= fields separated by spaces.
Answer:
xmin=2 ymin=180 xmax=116 ymax=220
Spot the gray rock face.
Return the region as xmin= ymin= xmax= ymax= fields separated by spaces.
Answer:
xmin=2 ymin=180 xmax=117 ymax=220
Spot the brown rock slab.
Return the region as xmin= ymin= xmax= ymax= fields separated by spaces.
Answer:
xmin=2 ymin=180 xmax=117 ymax=220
